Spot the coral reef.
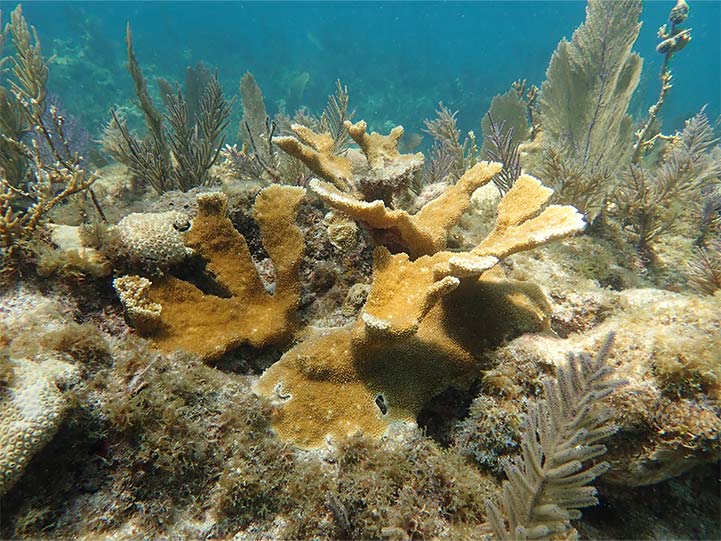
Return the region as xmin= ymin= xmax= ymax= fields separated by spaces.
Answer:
xmin=113 ymin=276 xmax=162 ymax=334
xmin=115 ymin=186 xmax=306 ymax=360
xmin=613 ymin=109 xmax=721 ymax=261
xmin=312 ymin=162 xmax=585 ymax=260
xmin=480 ymin=89 xmax=528 ymax=194
xmin=238 ymin=71 xmax=275 ymax=168
xmin=632 ymin=0 xmax=692 ymax=163
xmin=539 ymin=0 xmax=642 ymax=176
xmin=1 ymin=2 xmax=720 ymax=539
xmin=225 ymin=77 xmax=354 ymax=185
xmin=310 ymin=161 xmax=503 ymax=257
xmin=255 ymin=162 xmax=585 ymax=447
xmin=687 ymin=238 xmax=721 ymax=294
xmin=348 ymin=121 xmax=424 ymax=203
xmin=36 ymin=224 xmax=111 ymax=279
xmin=0 ymin=288 xmax=84 ymax=496
xmin=482 ymin=112 xmax=523 ymax=195
xmin=483 ymin=285 xmax=721 ymax=488
xmin=529 ymin=0 xmax=642 ymax=218
xmin=274 ymin=123 xmax=354 ymax=189
xmin=417 ymin=103 xmax=482 ymax=203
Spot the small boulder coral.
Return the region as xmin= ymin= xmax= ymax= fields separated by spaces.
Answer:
xmin=113 ymin=210 xmax=193 ymax=271
xmin=0 ymin=354 xmax=79 ymax=495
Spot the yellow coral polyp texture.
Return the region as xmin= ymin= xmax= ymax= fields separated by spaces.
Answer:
xmin=274 ymin=118 xmax=424 ymax=200
xmin=115 ymin=185 xmax=306 ymax=361
xmin=256 ymin=162 xmax=586 ymax=448
xmin=273 ymin=123 xmax=353 ymax=189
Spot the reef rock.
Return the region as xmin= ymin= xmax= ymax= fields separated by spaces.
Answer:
xmin=486 ymin=288 xmax=721 ymax=487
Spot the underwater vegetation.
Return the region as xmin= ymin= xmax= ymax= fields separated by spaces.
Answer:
xmin=0 ymin=0 xmax=720 ymax=540
xmin=0 ymin=7 xmax=97 ymax=261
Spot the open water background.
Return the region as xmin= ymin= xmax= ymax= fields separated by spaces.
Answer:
xmin=5 ymin=0 xmax=720 ymax=142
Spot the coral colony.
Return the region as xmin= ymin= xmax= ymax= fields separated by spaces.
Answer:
xmin=1 ymin=0 xmax=720 ymax=539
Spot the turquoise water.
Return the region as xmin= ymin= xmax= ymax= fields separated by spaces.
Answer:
xmin=8 ymin=0 xmax=720 ymax=141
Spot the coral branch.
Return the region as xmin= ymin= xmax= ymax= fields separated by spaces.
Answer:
xmin=115 ymin=186 xmax=306 ymax=361
xmin=256 ymin=162 xmax=584 ymax=447
xmin=311 ymin=161 xmax=502 ymax=258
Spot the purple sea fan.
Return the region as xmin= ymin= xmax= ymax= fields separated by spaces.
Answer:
xmin=33 ymin=93 xmax=91 ymax=169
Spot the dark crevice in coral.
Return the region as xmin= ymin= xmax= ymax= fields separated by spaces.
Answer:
xmin=213 ymin=343 xmax=286 ymax=375
xmin=228 ymin=202 xmax=269 ymax=263
xmin=417 ymin=381 xmax=481 ymax=448
xmin=580 ymin=463 xmax=721 ymax=540
xmin=374 ymin=394 xmax=388 ymax=416
xmin=170 ymin=255 xmax=233 ymax=299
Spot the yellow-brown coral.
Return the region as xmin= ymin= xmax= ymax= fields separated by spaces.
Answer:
xmin=256 ymin=165 xmax=585 ymax=447
xmin=311 ymin=161 xmax=502 ymax=258
xmin=344 ymin=120 xmax=424 ymax=203
xmin=255 ymin=275 xmax=552 ymax=448
xmin=273 ymin=124 xmax=353 ymax=190
xmin=275 ymin=118 xmax=424 ymax=204
xmin=115 ymin=185 xmax=306 ymax=361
